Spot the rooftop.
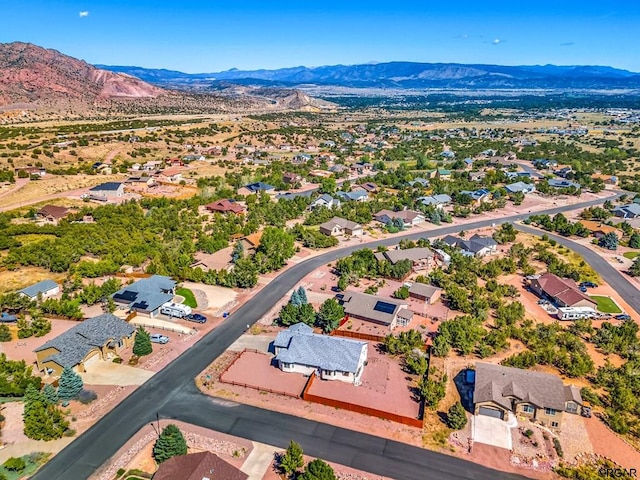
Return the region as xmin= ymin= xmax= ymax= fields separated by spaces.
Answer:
xmin=89 ymin=182 xmax=122 ymax=192
xmin=18 ymin=279 xmax=58 ymax=298
xmin=341 ymin=291 xmax=409 ymax=326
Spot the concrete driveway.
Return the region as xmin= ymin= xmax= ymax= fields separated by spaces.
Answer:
xmin=80 ymin=361 xmax=155 ymax=386
xmin=228 ymin=334 xmax=275 ymax=353
xmin=472 ymin=415 xmax=516 ymax=450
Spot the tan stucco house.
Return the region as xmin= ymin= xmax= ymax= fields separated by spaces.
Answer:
xmin=34 ymin=313 xmax=136 ymax=376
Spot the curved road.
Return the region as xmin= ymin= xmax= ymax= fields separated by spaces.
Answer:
xmin=33 ymin=194 xmax=625 ymax=480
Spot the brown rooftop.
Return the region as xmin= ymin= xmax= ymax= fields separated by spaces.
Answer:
xmin=152 ymin=451 xmax=248 ymax=480
xmin=38 ymin=205 xmax=69 ymax=219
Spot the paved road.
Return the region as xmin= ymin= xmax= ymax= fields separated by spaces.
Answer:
xmin=515 ymin=224 xmax=640 ymax=315
xmin=32 ymin=194 xmax=621 ymax=480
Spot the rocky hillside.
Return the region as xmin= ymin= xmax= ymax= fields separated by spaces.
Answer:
xmin=0 ymin=42 xmax=164 ymax=107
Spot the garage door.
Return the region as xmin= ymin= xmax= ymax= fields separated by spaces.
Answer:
xmin=83 ymin=351 xmax=102 ymax=369
xmin=478 ymin=407 xmax=504 ymax=420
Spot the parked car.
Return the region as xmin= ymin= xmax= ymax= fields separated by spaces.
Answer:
xmin=186 ymin=313 xmax=207 ymax=323
xmin=579 ymin=281 xmax=598 ymax=288
xmin=615 ymin=314 xmax=631 ymax=321
xmin=581 ymin=404 xmax=592 ymax=418
xmin=579 ymin=286 xmax=588 ymax=293
xmin=150 ymin=334 xmax=169 ymax=344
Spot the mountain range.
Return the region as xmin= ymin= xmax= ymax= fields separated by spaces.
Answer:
xmin=98 ymin=62 xmax=640 ymax=90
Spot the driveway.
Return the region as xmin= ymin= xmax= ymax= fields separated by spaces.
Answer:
xmin=80 ymin=361 xmax=156 ymax=386
xmin=472 ymin=415 xmax=516 ymax=450
xmin=228 ymin=334 xmax=275 ymax=353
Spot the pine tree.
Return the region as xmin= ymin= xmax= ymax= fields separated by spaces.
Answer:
xmin=43 ymin=383 xmax=59 ymax=405
xmin=153 ymin=424 xmax=188 ymax=464
xmin=133 ymin=326 xmax=153 ymax=356
xmin=58 ymin=366 xmax=83 ymax=401
xmin=297 ymin=286 xmax=308 ymax=305
xmin=23 ymin=384 xmax=69 ymax=440
xmin=446 ymin=401 xmax=468 ymax=430
xmin=279 ymin=440 xmax=304 ymax=476
xmin=290 ymin=289 xmax=302 ymax=306
xmin=629 ymin=232 xmax=640 ymax=249
xmin=316 ymin=298 xmax=344 ymax=333
xmin=0 ymin=324 xmax=12 ymax=342
xmin=299 ymin=459 xmax=336 ymax=480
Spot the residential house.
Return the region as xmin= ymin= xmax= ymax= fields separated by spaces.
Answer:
xmin=36 ymin=205 xmax=69 ymax=224
xmin=533 ymin=159 xmax=558 ymax=169
xmin=111 ymin=275 xmax=177 ymax=317
xmin=547 ymin=179 xmax=581 ymax=190
xmin=554 ymin=167 xmax=573 ymax=178
xmin=469 ymin=171 xmax=486 ymax=182
xmin=336 ymin=190 xmax=369 ymax=202
xmin=18 ymin=280 xmax=60 ymax=300
xmin=310 ymin=194 xmax=341 ymax=210
xmin=577 ymin=220 xmax=622 ymax=239
xmin=354 ymin=182 xmax=378 ymax=193
xmin=459 ymin=189 xmax=491 ymax=207
xmin=273 ymin=323 xmax=368 ymax=385
xmin=153 ymin=452 xmax=248 ymax=480
xmin=473 ymin=362 xmax=584 ymax=429
xmin=239 ymin=231 xmax=263 ymax=256
xmin=15 ymin=167 xmax=46 ymax=177
xmin=505 ymin=182 xmax=536 ymax=194
xmin=341 ymin=291 xmax=413 ymax=329
xmin=529 ymin=273 xmax=597 ymax=309
xmin=319 ymin=217 xmax=363 ymax=237
xmin=204 ymin=199 xmax=245 ymax=215
xmin=505 ymin=171 xmax=532 ymax=180
xmin=0 ymin=313 xmax=17 ymax=323
xmin=276 ymin=190 xmax=314 ymax=201
xmin=591 ymin=173 xmax=618 ymax=186
xmin=283 ymin=172 xmax=303 ymax=185
xmin=374 ymin=209 xmax=425 ymax=228
xmin=418 ymin=194 xmax=452 ymax=209
xmin=328 ymin=164 xmax=347 ymax=174
xmin=436 ymin=168 xmax=452 ymax=180
xmin=183 ymin=154 xmax=205 ymax=162
xmin=407 ymin=177 xmax=430 ymax=187
xmin=374 ymin=247 xmax=436 ymax=271
xmin=463 ymin=158 xmax=474 ymax=169
xmin=237 ymin=182 xmax=275 ymax=196
xmin=613 ymin=203 xmax=640 ymax=219
xmin=408 ymin=283 xmax=442 ymax=304
xmin=89 ymin=182 xmax=124 ymax=198
xmin=440 ymin=151 xmax=455 ymax=159
xmin=441 ymin=234 xmax=498 ymax=257
xmin=125 ymin=176 xmax=155 ymax=187
xmin=190 ymin=248 xmax=234 ymax=272
xmin=34 ymin=313 xmax=136 ymax=376
xmin=159 ymin=166 xmax=183 ymax=182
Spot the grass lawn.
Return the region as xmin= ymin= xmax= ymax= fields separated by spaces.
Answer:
xmin=590 ymin=295 xmax=622 ymax=314
xmin=176 ymin=287 xmax=197 ymax=308
xmin=0 ymin=452 xmax=50 ymax=480
xmin=623 ymin=251 xmax=640 ymax=259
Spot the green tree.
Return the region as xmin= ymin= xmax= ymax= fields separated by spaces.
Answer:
xmin=598 ymin=232 xmax=619 ymax=250
xmin=153 ymin=424 xmax=188 ymax=464
xmin=299 ymin=459 xmax=336 ymax=480
xmin=42 ymin=383 xmax=59 ymax=405
xmin=23 ymin=384 xmax=69 ymax=440
xmin=58 ymin=366 xmax=83 ymax=401
xmin=256 ymin=227 xmax=296 ymax=272
xmin=2 ymin=457 xmax=26 ymax=472
xmin=630 ymin=257 xmax=640 ymax=277
xmin=405 ymin=352 xmax=428 ymax=376
xmin=393 ymin=285 xmax=410 ymax=299
xmin=319 ymin=177 xmax=337 ymax=194
xmin=493 ymin=223 xmax=517 ymax=244
xmin=279 ymin=440 xmax=304 ymax=476
xmin=290 ymin=289 xmax=302 ymax=306
xmin=629 ymin=232 xmax=640 ymax=249
xmin=0 ymin=324 xmax=12 ymax=342
xmin=316 ymin=298 xmax=344 ymax=333
xmin=297 ymin=286 xmax=308 ymax=305
xmin=231 ymin=241 xmax=244 ymax=263
xmin=446 ymin=401 xmax=468 ymax=430
xmin=133 ymin=327 xmax=153 ymax=356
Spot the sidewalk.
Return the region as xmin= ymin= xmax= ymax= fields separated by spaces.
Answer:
xmin=241 ymin=442 xmax=276 ymax=480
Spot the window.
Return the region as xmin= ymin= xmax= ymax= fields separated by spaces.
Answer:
xmin=522 ymin=405 xmax=535 ymax=414
xmin=551 ymin=422 xmax=559 ymax=428
xmin=282 ymin=363 xmax=293 ymax=369
xmin=544 ymin=408 xmax=557 ymax=416
xmin=342 ymin=371 xmax=350 ymax=377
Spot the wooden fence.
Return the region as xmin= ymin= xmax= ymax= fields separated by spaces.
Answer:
xmin=331 ymin=329 xmax=385 ymax=343
xmin=301 ymin=374 xmax=424 ymax=428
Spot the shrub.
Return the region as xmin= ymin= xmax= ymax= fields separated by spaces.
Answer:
xmin=77 ymin=389 xmax=97 ymax=404
xmin=3 ymin=456 xmax=26 ymax=472
xmin=112 ymin=357 xmax=123 ymax=364
xmin=153 ymin=424 xmax=187 ymax=464
xmin=553 ymin=437 xmax=563 ymax=457
xmin=523 ymin=429 xmax=534 ymax=438
xmin=446 ymin=401 xmax=468 ymax=430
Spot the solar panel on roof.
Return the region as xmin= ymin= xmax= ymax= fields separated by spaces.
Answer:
xmin=113 ymin=290 xmax=138 ymax=302
xmin=373 ymin=301 xmax=396 ymax=314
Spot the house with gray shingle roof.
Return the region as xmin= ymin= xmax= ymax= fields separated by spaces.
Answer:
xmin=473 ymin=362 xmax=584 ymax=429
xmin=274 ymin=324 xmax=368 ymax=385
xmin=18 ymin=280 xmax=60 ymax=300
xmin=111 ymin=275 xmax=177 ymax=317
xmin=341 ymin=291 xmax=413 ymax=330
xmin=34 ymin=313 xmax=136 ymax=376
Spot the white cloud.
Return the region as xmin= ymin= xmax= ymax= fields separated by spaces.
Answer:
xmin=79 ymin=11 xmax=89 ymax=17
xmin=492 ymin=38 xmax=501 ymax=45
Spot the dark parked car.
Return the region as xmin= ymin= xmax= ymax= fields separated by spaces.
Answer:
xmin=579 ymin=281 xmax=598 ymax=288
xmin=581 ymin=405 xmax=592 ymax=418
xmin=186 ymin=313 xmax=207 ymax=323
xmin=579 ymin=286 xmax=588 ymax=293
xmin=615 ymin=314 xmax=631 ymax=321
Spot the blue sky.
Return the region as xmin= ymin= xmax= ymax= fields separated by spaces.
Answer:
xmin=2 ymin=1 xmax=639 ymax=73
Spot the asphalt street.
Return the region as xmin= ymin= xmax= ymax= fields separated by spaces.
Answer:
xmin=32 ymin=193 xmax=626 ymax=480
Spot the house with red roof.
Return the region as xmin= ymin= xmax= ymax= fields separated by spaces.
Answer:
xmin=529 ymin=273 xmax=597 ymax=309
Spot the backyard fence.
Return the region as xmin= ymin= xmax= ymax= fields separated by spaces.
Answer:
xmin=330 ymin=329 xmax=386 ymax=343
xmin=301 ymin=373 xmax=424 ymax=428
xmin=130 ymin=321 xmax=195 ymax=335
